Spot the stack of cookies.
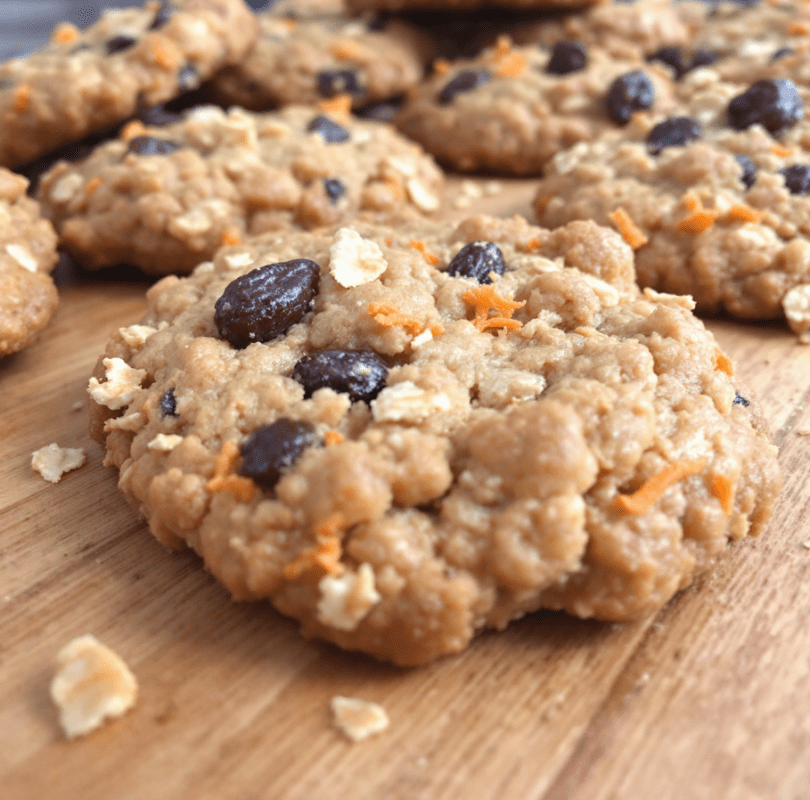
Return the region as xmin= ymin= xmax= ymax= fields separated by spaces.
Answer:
xmin=3 ymin=0 xmax=792 ymax=665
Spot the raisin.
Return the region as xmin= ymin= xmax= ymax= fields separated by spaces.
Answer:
xmin=734 ymin=153 xmax=757 ymax=189
xmin=646 ymin=116 xmax=701 ymax=155
xmin=546 ymin=41 xmax=587 ymax=75
xmin=177 ymin=64 xmax=199 ymax=92
xmin=606 ymin=71 xmax=656 ymax=125
xmin=727 ymin=79 xmax=803 ymax=134
xmin=647 ymin=47 xmax=688 ymax=79
xmin=317 ymin=69 xmax=364 ymax=98
xmin=690 ymin=49 xmax=718 ymax=70
xmin=306 ymin=115 xmax=350 ymax=143
xmin=355 ymin=100 xmax=400 ymax=122
xmin=240 ymin=419 xmax=318 ymax=488
xmin=139 ymin=104 xmax=185 ymax=127
xmin=780 ymin=164 xmax=810 ymax=195
xmin=159 ymin=388 xmax=178 ymax=418
xmin=214 ymin=259 xmax=320 ymax=349
xmin=105 ymin=35 xmax=137 ymax=55
xmin=446 ymin=241 xmax=506 ymax=284
xmin=323 ymin=178 xmax=345 ymax=204
xmin=127 ymin=136 xmax=181 ymax=156
xmin=149 ymin=3 xmax=176 ymax=30
xmin=437 ymin=69 xmax=491 ymax=105
xmin=292 ymin=350 xmax=388 ymax=403
xmin=732 ymin=392 xmax=750 ymax=407
xmin=772 ymin=46 xmax=794 ymax=62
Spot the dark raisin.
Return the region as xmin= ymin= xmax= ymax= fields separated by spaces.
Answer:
xmin=734 ymin=153 xmax=757 ymax=189
xmin=546 ymin=41 xmax=588 ymax=75
xmin=292 ymin=350 xmax=388 ymax=403
xmin=138 ymin=104 xmax=185 ymax=127
xmin=306 ymin=115 xmax=350 ymax=143
xmin=317 ymin=69 xmax=364 ymax=98
xmin=646 ymin=116 xmax=701 ymax=155
xmin=149 ymin=3 xmax=177 ymax=30
xmin=727 ymin=79 xmax=804 ymax=134
xmin=159 ymin=388 xmax=178 ymax=418
xmin=780 ymin=164 xmax=810 ymax=195
xmin=127 ymin=136 xmax=181 ymax=156
xmin=105 ymin=35 xmax=137 ymax=55
xmin=647 ymin=47 xmax=688 ymax=79
xmin=446 ymin=241 xmax=506 ymax=284
xmin=323 ymin=178 xmax=345 ymax=204
xmin=214 ymin=259 xmax=320 ymax=349
xmin=772 ymin=46 xmax=794 ymax=62
xmin=732 ymin=392 xmax=750 ymax=407
xmin=366 ymin=14 xmax=388 ymax=32
xmin=177 ymin=63 xmax=199 ymax=92
xmin=606 ymin=71 xmax=656 ymax=125
xmin=437 ymin=69 xmax=492 ymax=105
xmin=239 ymin=419 xmax=318 ymax=488
xmin=354 ymin=100 xmax=401 ymax=122
xmin=690 ymin=49 xmax=718 ymax=70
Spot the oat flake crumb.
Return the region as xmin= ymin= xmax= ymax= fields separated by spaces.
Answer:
xmin=87 ymin=357 xmax=147 ymax=410
xmin=31 ymin=443 xmax=86 ymax=483
xmin=148 ymin=434 xmax=184 ymax=452
xmin=317 ymin=563 xmax=381 ymax=631
xmin=782 ymin=284 xmax=810 ymax=336
xmin=329 ymin=227 xmax=388 ymax=288
xmin=50 ymin=634 xmax=138 ymax=739
xmin=331 ymin=696 xmax=389 ymax=742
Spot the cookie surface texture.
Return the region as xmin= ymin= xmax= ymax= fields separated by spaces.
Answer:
xmin=0 ymin=0 xmax=258 ymax=168
xmin=0 ymin=169 xmax=59 ymax=356
xmin=396 ymin=36 xmax=678 ymax=175
xmin=36 ymin=104 xmax=443 ymax=275
xmin=207 ymin=2 xmax=436 ymax=111
xmin=88 ymin=215 xmax=780 ymax=665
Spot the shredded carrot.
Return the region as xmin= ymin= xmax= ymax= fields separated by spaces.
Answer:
xmin=491 ymin=35 xmax=513 ymax=61
xmin=613 ymin=457 xmax=709 ymax=515
xmin=496 ymin=52 xmax=527 ymax=78
xmin=715 ymin=349 xmax=734 ymax=376
xmin=382 ymin=176 xmax=407 ymax=201
xmin=120 ymin=120 xmax=146 ymax=141
xmin=677 ymin=208 xmax=718 ymax=234
xmin=84 ymin=177 xmax=102 ymax=197
xmin=725 ymin=204 xmax=763 ymax=224
xmin=14 ymin=86 xmax=29 ymax=114
xmin=284 ymin=512 xmax=346 ymax=579
xmin=318 ymin=94 xmax=352 ymax=122
xmin=206 ymin=440 xmax=257 ymax=502
xmin=409 ymin=239 xmax=440 ymax=265
xmin=368 ymin=302 xmax=424 ymax=335
xmin=463 ymin=284 xmax=525 ymax=332
xmin=682 ymin=192 xmax=700 ymax=213
xmin=771 ymin=143 xmax=793 ymax=158
xmin=51 ymin=23 xmax=79 ymax=44
xmin=315 ymin=511 xmax=346 ymax=539
xmin=152 ymin=41 xmax=178 ymax=71
xmin=330 ymin=39 xmax=368 ymax=61
xmin=788 ymin=21 xmax=810 ymax=35
xmin=608 ymin=207 xmax=648 ymax=250
xmin=433 ymin=58 xmax=451 ymax=75
xmin=710 ymin=474 xmax=734 ymax=515
xmin=523 ymin=236 xmax=543 ymax=252
xmin=220 ymin=228 xmax=241 ymax=247
xmin=324 ymin=430 xmax=344 ymax=447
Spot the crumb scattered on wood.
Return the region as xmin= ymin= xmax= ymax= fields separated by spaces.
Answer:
xmin=31 ymin=443 xmax=86 ymax=483
xmin=331 ymin=696 xmax=389 ymax=742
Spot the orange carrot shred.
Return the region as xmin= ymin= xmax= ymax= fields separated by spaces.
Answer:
xmin=613 ymin=457 xmax=709 ymax=515
xmin=608 ymin=207 xmax=648 ymax=249
xmin=330 ymin=39 xmax=367 ymax=61
xmin=433 ymin=58 xmax=451 ymax=75
xmin=84 ymin=177 xmax=102 ymax=196
xmin=715 ymin=349 xmax=734 ymax=376
xmin=324 ymin=430 xmax=344 ymax=447
xmin=14 ymin=86 xmax=29 ymax=114
xmin=710 ymin=474 xmax=734 ymax=515
xmin=284 ymin=513 xmax=345 ymax=579
xmin=368 ymin=301 xmax=424 ymax=335
xmin=725 ymin=204 xmax=763 ymax=224
xmin=496 ymin=52 xmax=527 ymax=78
xmin=206 ymin=440 xmax=256 ymax=502
xmin=463 ymin=284 xmax=525 ymax=332
xmin=220 ymin=228 xmax=241 ymax=247
xmin=153 ymin=42 xmax=178 ymax=71
xmin=682 ymin=192 xmax=700 ymax=213
xmin=120 ymin=120 xmax=146 ymax=141
xmin=788 ymin=21 xmax=810 ymax=35
xmin=771 ymin=143 xmax=793 ymax=158
xmin=677 ymin=208 xmax=718 ymax=234
xmin=491 ymin=35 xmax=512 ymax=61
xmin=409 ymin=239 xmax=440 ymax=265
xmin=51 ymin=23 xmax=79 ymax=44
xmin=318 ymin=94 xmax=352 ymax=122
xmin=524 ymin=236 xmax=543 ymax=251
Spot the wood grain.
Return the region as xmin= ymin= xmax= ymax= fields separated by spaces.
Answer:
xmin=2 ymin=183 xmax=809 ymax=800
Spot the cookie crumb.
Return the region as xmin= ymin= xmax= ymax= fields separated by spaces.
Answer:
xmin=782 ymin=284 xmax=810 ymax=337
xmin=50 ymin=635 xmax=138 ymax=739
xmin=31 ymin=443 xmax=86 ymax=483
xmin=329 ymin=227 xmax=388 ymax=287
xmin=796 ymin=427 xmax=810 ymax=436
xmin=802 ymin=541 xmax=810 ymax=550
xmin=331 ymin=696 xmax=389 ymax=742
xmin=147 ymin=434 xmax=184 ymax=452
xmin=87 ymin=357 xmax=147 ymax=410
xmin=71 ymin=401 xmax=84 ymax=412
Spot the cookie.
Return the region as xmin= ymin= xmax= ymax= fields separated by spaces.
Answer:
xmin=532 ymin=100 xmax=810 ymax=320
xmin=36 ymin=103 xmax=444 ymax=276
xmin=345 ymin=0 xmax=603 ymax=11
xmin=0 ymin=168 xmax=59 ymax=357
xmin=0 ymin=0 xmax=258 ymax=169
xmin=87 ymin=214 xmax=780 ymax=665
xmin=395 ymin=36 xmax=679 ymax=175
xmin=207 ymin=1 xmax=436 ymax=111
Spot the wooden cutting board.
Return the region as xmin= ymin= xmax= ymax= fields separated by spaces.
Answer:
xmin=2 ymin=178 xmax=810 ymax=800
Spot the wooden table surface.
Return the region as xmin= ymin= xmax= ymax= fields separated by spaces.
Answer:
xmin=2 ymin=177 xmax=810 ymax=800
